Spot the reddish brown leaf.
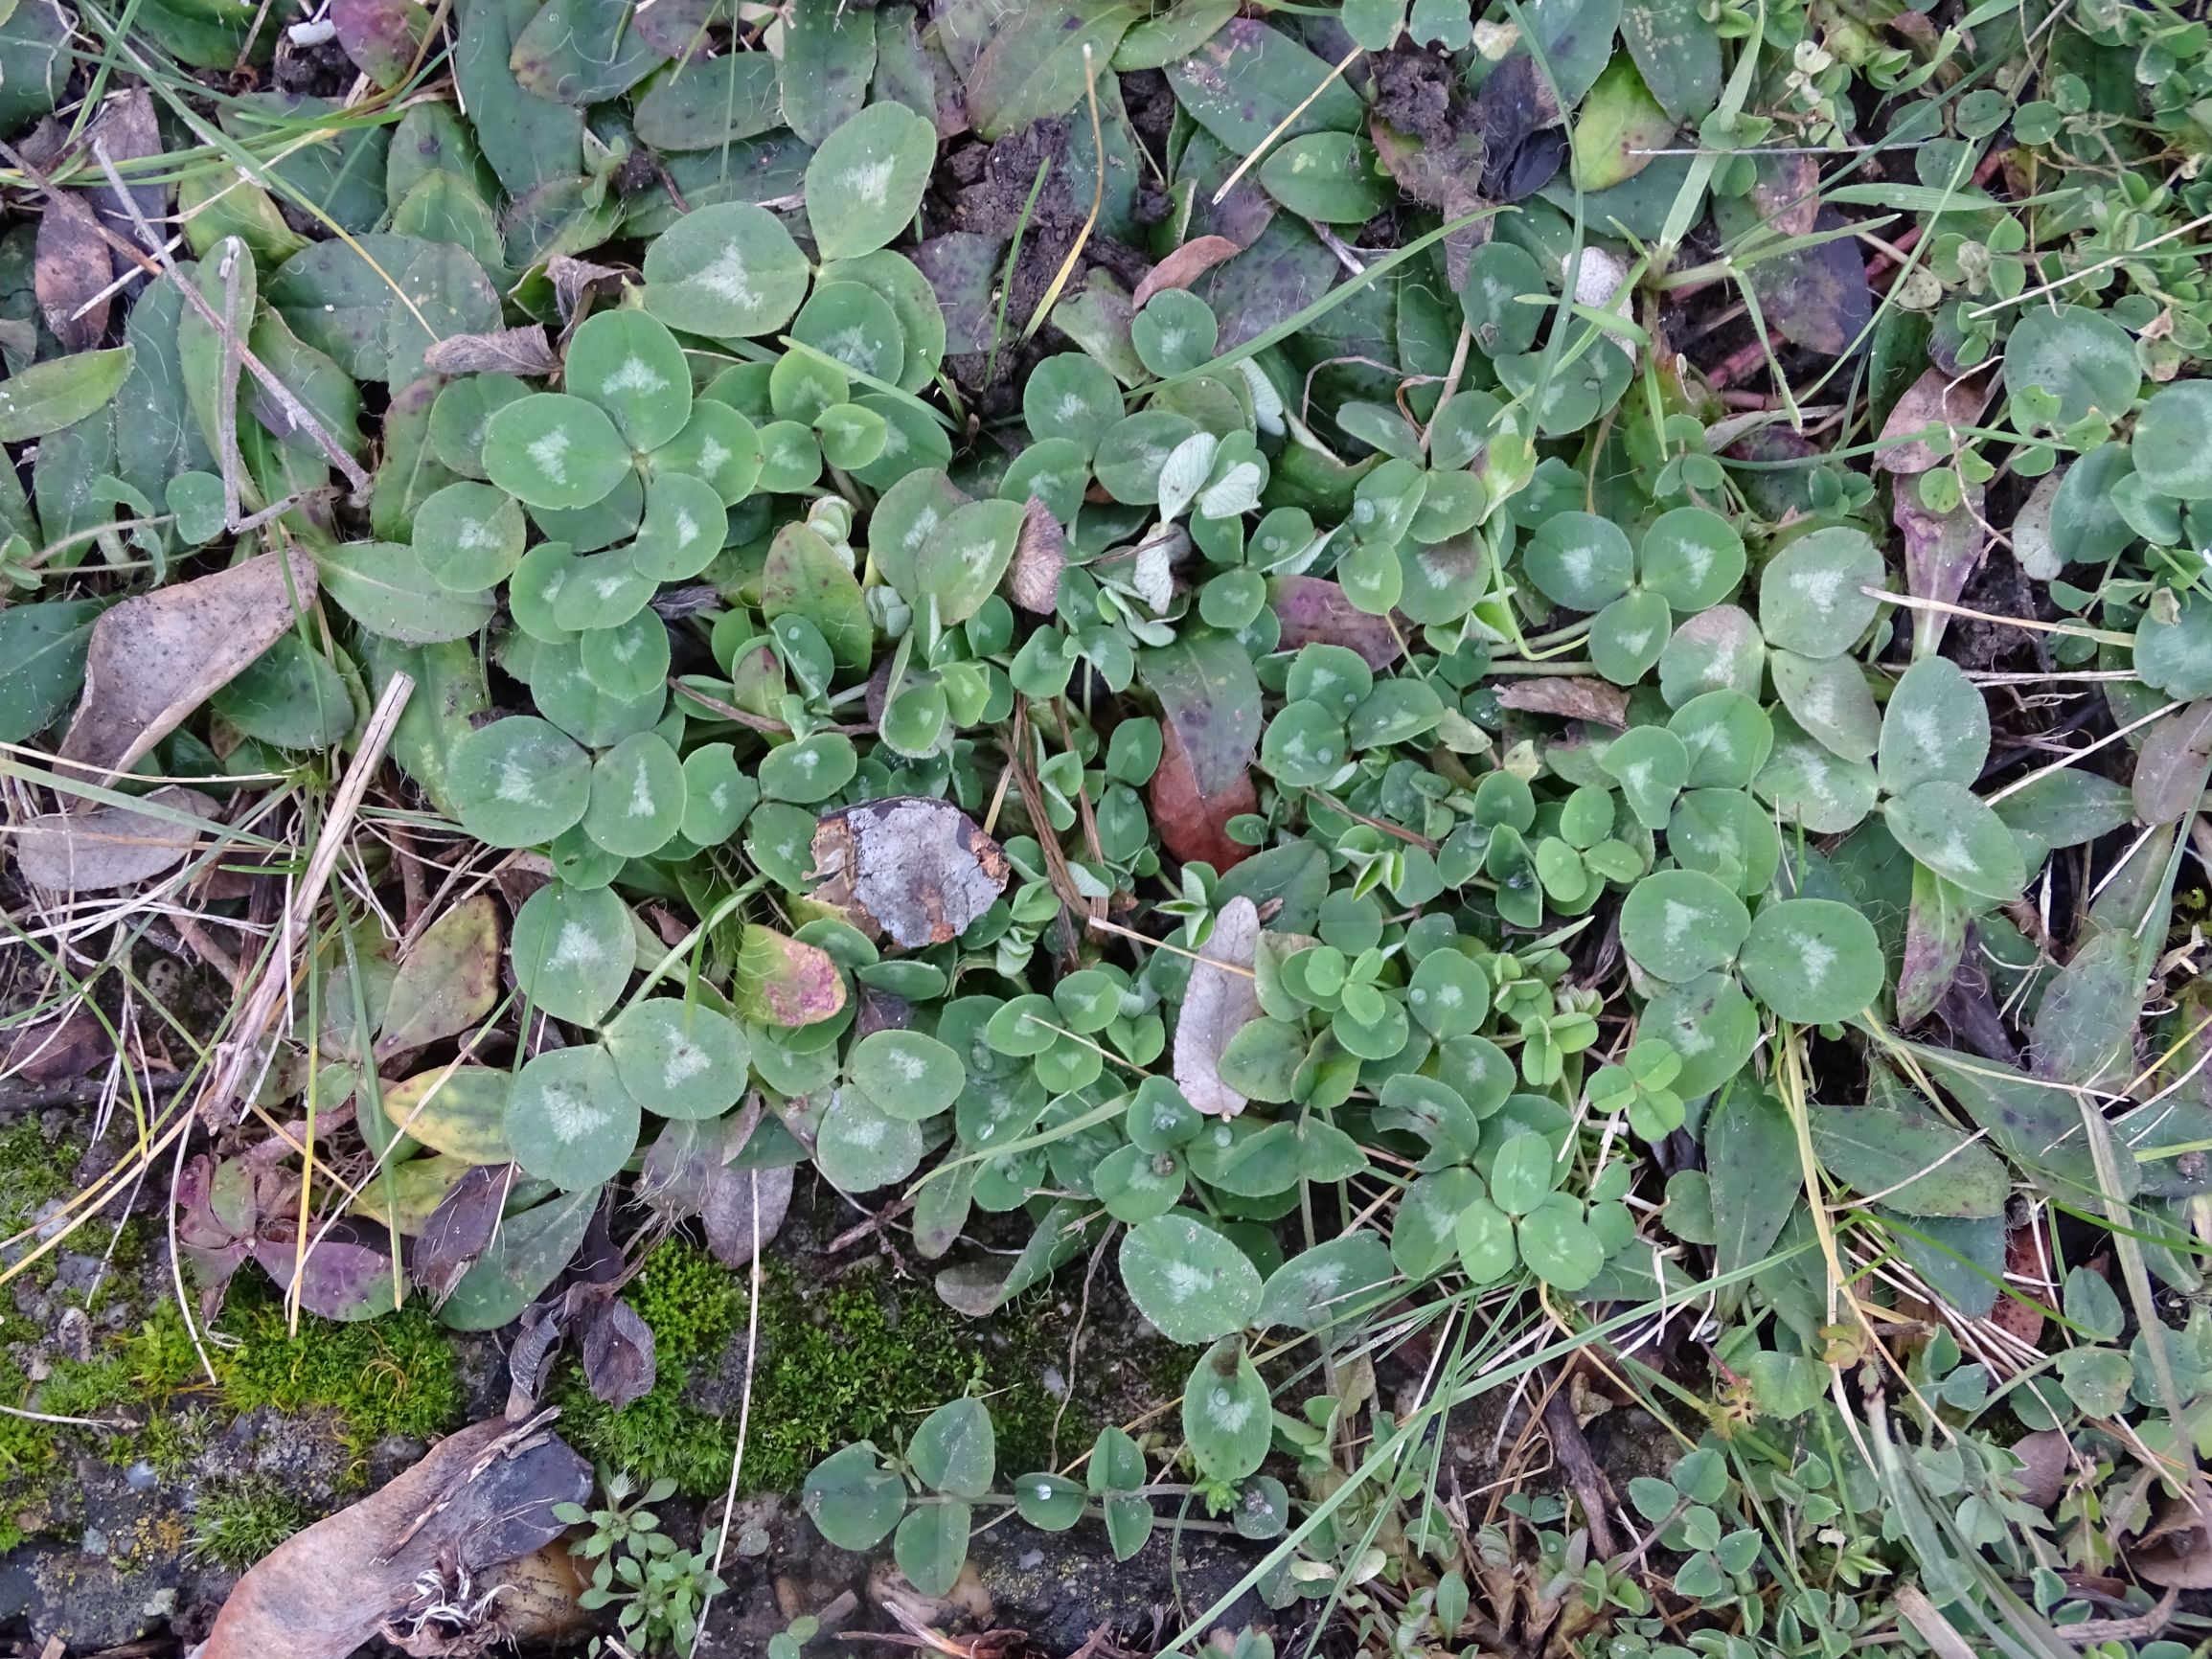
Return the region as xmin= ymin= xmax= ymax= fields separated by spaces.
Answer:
xmin=1876 ymin=365 xmax=1995 ymax=475
xmin=810 ymin=797 xmax=1011 ymax=949
xmin=1151 ymin=718 xmax=1256 ymax=871
xmin=1132 ymin=236 xmax=1242 ymax=309
xmin=2134 ymin=700 xmax=2212 ymax=825
xmin=1987 ymin=1224 xmax=2049 ymax=1348
xmin=1494 ymin=677 xmax=1630 ymax=729
xmin=1269 ymin=575 xmax=1402 ymax=669
xmin=35 ymin=193 xmax=112 ymax=352
xmin=331 ymin=0 xmax=430 ymax=88
xmin=1007 ymin=495 xmax=1064 ymax=612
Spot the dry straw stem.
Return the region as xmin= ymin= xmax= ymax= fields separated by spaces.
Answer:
xmin=194 ymin=670 xmax=415 ymax=1132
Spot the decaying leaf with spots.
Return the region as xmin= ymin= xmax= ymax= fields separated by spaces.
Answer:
xmin=731 ymin=923 xmax=848 ymax=1026
xmin=810 ymin=796 xmax=1011 ymax=948
xmin=377 ymin=894 xmax=502 ymax=1057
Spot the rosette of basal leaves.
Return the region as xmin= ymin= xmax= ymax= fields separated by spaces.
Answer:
xmin=432 ymin=307 xmax=769 ymax=866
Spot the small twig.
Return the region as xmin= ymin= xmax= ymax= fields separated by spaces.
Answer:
xmin=1540 ymin=1374 xmax=1620 ymax=1559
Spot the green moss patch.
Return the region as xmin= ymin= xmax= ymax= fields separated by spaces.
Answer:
xmin=558 ymin=1242 xmax=1080 ymax=1499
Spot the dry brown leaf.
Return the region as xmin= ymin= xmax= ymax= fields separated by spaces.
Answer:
xmin=1876 ymin=366 xmax=1994 ymax=475
xmin=810 ymin=797 xmax=1011 ymax=948
xmin=34 ymin=193 xmax=112 ymax=352
xmin=703 ymin=1160 xmax=795 ymax=1269
xmin=57 ymin=546 xmax=316 ymax=784
xmin=1 ymin=1002 xmax=112 ymax=1082
xmin=1007 ymin=495 xmax=1065 ymax=612
xmin=1174 ymin=895 xmax=1261 ymax=1119
xmin=1151 ymin=718 xmax=1256 ymax=872
xmin=422 ymin=325 xmax=561 ymax=376
xmin=1131 ymin=236 xmax=1242 ymax=309
xmin=2131 ymin=1495 xmax=2212 ymax=1587
xmin=2009 ymin=1428 xmax=2071 ymax=1511
xmin=11 ymin=784 xmax=219 ymax=891
xmin=1494 ymin=677 xmax=1630 ymax=729
xmin=84 ymin=89 xmax=165 ymax=258
xmin=202 ymin=1416 xmax=592 ymax=1659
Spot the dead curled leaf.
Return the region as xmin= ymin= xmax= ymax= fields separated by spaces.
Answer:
xmin=1876 ymin=365 xmax=1995 ymax=475
xmin=1494 ymin=677 xmax=1630 ymax=729
xmin=1131 ymin=235 xmax=1242 ymax=309
xmin=422 ymin=324 xmax=561 ymax=376
xmin=703 ymin=1159 xmax=794 ymax=1269
xmin=1006 ymin=495 xmax=1065 ymax=613
xmin=412 ymin=1163 xmax=511 ymax=1310
xmin=57 ymin=546 xmax=317 ymax=784
xmin=810 ymin=796 xmax=1011 ymax=949
xmin=203 ymin=1416 xmax=592 ymax=1659
xmin=1151 ymin=718 xmax=1256 ymax=873
xmin=1173 ymin=895 xmax=1261 ymax=1119
xmin=11 ymin=784 xmax=221 ymax=891
xmin=83 ymin=89 xmax=164 ymax=256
